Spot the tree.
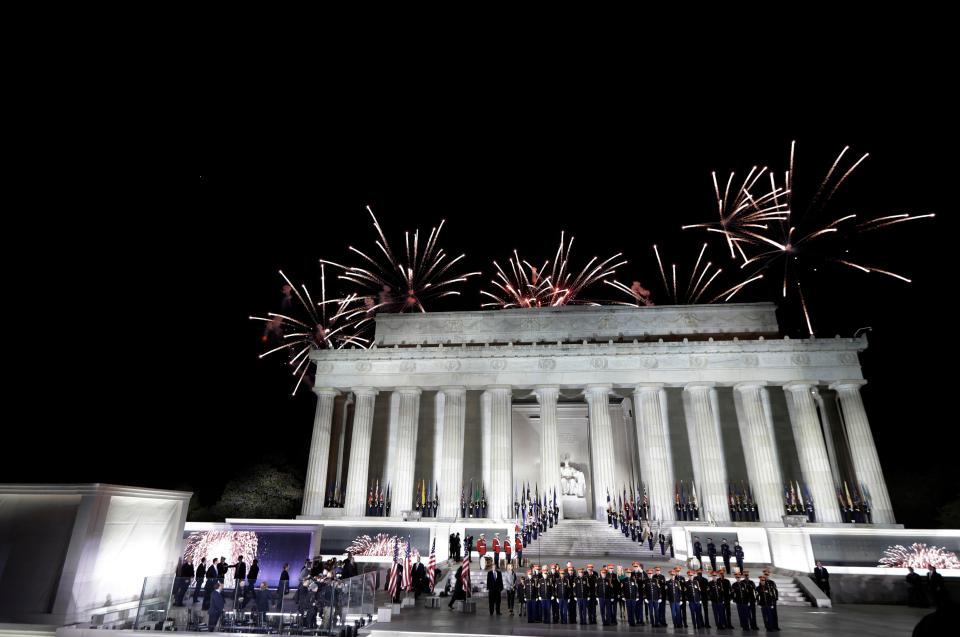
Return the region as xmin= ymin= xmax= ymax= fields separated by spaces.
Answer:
xmin=211 ymin=464 xmax=304 ymax=519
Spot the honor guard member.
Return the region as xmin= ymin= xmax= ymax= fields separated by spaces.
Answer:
xmin=573 ymin=568 xmax=588 ymax=624
xmin=686 ymin=570 xmax=706 ymax=629
xmin=666 ymin=569 xmax=683 ymax=627
xmin=732 ymin=571 xmax=747 ymax=629
xmin=643 ymin=568 xmax=663 ymax=626
xmin=659 ymin=531 xmax=667 ymax=555
xmin=562 ymin=565 xmax=576 ymax=623
xmin=492 ymin=534 xmax=501 ymax=566
xmin=537 ymin=566 xmax=553 ymax=624
xmin=693 ymin=535 xmax=704 ymax=565
xmin=524 ymin=569 xmax=538 ymax=622
xmin=694 ymin=569 xmax=711 ymax=628
xmin=553 ymin=565 xmax=569 ymax=623
xmin=597 ymin=567 xmax=616 ymax=625
xmin=718 ymin=569 xmax=733 ymax=627
xmin=477 ymin=534 xmax=487 ymax=565
xmin=734 ymin=540 xmax=745 ymax=572
xmin=721 ymin=538 xmax=732 ymax=572
xmin=652 ymin=566 xmax=667 ymax=625
xmin=741 ymin=571 xmax=760 ymax=629
xmin=584 ymin=564 xmax=599 ymax=624
xmin=622 ymin=568 xmax=642 ymax=626
xmin=707 ymin=537 xmax=718 ymax=571
xmin=708 ymin=571 xmax=726 ymax=629
xmin=504 ymin=536 xmax=512 ymax=565
xmin=760 ymin=570 xmax=780 ymax=630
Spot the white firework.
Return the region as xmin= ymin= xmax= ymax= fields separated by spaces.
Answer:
xmin=347 ymin=533 xmax=421 ymax=559
xmin=878 ymin=543 xmax=960 ymax=569
xmin=182 ymin=531 xmax=260 ymax=589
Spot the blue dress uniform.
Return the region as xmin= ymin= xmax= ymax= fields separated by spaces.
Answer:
xmin=685 ymin=574 xmax=705 ymax=628
xmin=666 ymin=575 xmax=684 ymax=627
xmin=693 ymin=538 xmax=703 ymax=565
xmin=584 ymin=568 xmax=599 ymax=624
xmin=735 ymin=542 xmax=745 ymax=571
xmin=552 ymin=571 xmax=568 ymax=623
xmin=758 ymin=577 xmax=780 ymax=630
xmin=741 ymin=574 xmax=760 ymax=630
xmin=694 ymin=571 xmax=711 ymax=628
xmin=561 ymin=570 xmax=576 ymax=623
xmin=537 ymin=573 xmax=553 ymax=624
xmin=622 ymin=572 xmax=641 ymax=626
xmin=721 ymin=540 xmax=732 ymax=573
xmin=708 ymin=576 xmax=726 ymax=628
xmin=525 ymin=574 xmax=540 ymax=622
xmin=707 ymin=539 xmax=718 ymax=571
xmin=573 ymin=571 xmax=588 ymax=624
xmin=732 ymin=577 xmax=747 ymax=628
xmin=718 ymin=573 xmax=733 ymax=628
xmin=653 ymin=570 xmax=667 ymax=625
xmin=598 ymin=571 xmax=618 ymax=625
xmin=643 ymin=572 xmax=662 ymax=626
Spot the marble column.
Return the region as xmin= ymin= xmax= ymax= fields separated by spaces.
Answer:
xmin=682 ymin=383 xmax=730 ymax=522
xmin=481 ymin=390 xmax=492 ymax=493
xmin=391 ymin=388 xmax=422 ymax=513
xmin=381 ymin=392 xmax=400 ymax=492
xmin=301 ymin=388 xmax=340 ymax=516
xmin=433 ymin=392 xmax=445 ymax=488
xmin=733 ymin=382 xmax=785 ymax=522
xmin=535 ymin=386 xmax=562 ymax=518
xmin=585 ymin=384 xmax=617 ymax=520
xmin=783 ymin=382 xmax=842 ymax=523
xmin=632 ymin=384 xmax=675 ymax=522
xmin=486 ymin=386 xmax=513 ymax=520
xmin=438 ymin=387 xmax=467 ymax=518
xmin=343 ymin=388 xmax=378 ymax=517
xmin=831 ymin=380 xmax=894 ymax=523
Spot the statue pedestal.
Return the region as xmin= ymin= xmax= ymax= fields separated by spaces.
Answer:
xmin=561 ymin=495 xmax=590 ymax=519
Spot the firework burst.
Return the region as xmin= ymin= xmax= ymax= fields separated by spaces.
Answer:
xmin=251 ymin=267 xmax=373 ymax=395
xmin=481 ymin=231 xmax=627 ymax=308
xmin=347 ymin=533 xmax=421 ymax=559
xmin=183 ymin=531 xmax=260 ymax=589
xmin=878 ymin=543 xmax=960 ymax=569
xmin=685 ymin=142 xmax=934 ymax=334
xmin=607 ymin=242 xmax=763 ymax=306
xmin=322 ymin=206 xmax=480 ymax=313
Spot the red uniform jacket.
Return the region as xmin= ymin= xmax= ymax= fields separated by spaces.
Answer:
xmin=492 ymin=538 xmax=500 ymax=553
xmin=477 ymin=539 xmax=487 ymax=555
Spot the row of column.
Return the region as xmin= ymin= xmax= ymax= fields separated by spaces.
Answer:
xmin=301 ymin=380 xmax=893 ymax=524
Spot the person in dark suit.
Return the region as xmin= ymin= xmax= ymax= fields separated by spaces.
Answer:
xmin=202 ymin=559 xmax=219 ymax=610
xmin=813 ymin=561 xmax=831 ymax=598
xmin=927 ymin=567 xmax=947 ymax=606
xmin=721 ymin=539 xmax=732 ymax=573
xmin=192 ymin=557 xmax=206 ymax=604
xmin=734 ymin=541 xmax=745 ymax=572
xmin=277 ymin=563 xmax=290 ymax=609
xmin=487 ymin=565 xmax=504 ymax=615
xmin=175 ymin=559 xmax=194 ymax=606
xmin=231 ymin=555 xmax=247 ymax=586
xmin=209 ymin=582 xmax=225 ymax=630
xmin=254 ymin=582 xmax=272 ymax=626
xmin=693 ymin=536 xmax=703 ymax=565
xmin=707 ymin=538 xmax=718 ymax=572
xmin=412 ymin=556 xmax=427 ymax=598
xmin=217 ymin=556 xmax=228 ymax=582
xmin=342 ymin=553 xmax=358 ymax=579
xmin=247 ymin=558 xmax=260 ymax=587
xmin=906 ymin=567 xmax=925 ymax=607
xmin=448 ymin=566 xmax=466 ymax=609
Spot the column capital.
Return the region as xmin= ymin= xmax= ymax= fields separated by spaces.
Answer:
xmin=394 ymin=386 xmax=423 ymax=396
xmin=312 ymin=387 xmax=340 ymax=398
xmin=439 ymin=386 xmax=466 ymax=397
xmin=484 ymin=385 xmax=512 ymax=395
xmin=534 ymin=385 xmax=560 ymax=400
xmin=352 ymin=387 xmax=379 ymax=397
xmin=733 ymin=381 xmax=768 ymax=392
xmin=783 ymin=380 xmax=820 ymax=392
xmin=632 ymin=383 xmax=665 ymax=393
xmin=683 ymin=381 xmax=716 ymax=392
xmin=583 ymin=383 xmax=613 ymax=394
xmin=829 ymin=379 xmax=867 ymax=392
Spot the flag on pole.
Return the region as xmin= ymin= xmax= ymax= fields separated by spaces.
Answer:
xmin=403 ymin=536 xmax=412 ymax=592
xmin=387 ymin=538 xmax=399 ymax=600
xmin=461 ymin=551 xmax=471 ymax=597
xmin=427 ymin=538 xmax=436 ymax=592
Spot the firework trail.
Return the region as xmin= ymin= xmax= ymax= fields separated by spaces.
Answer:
xmin=878 ymin=543 xmax=960 ymax=569
xmin=684 ymin=142 xmax=934 ymax=333
xmin=251 ymin=267 xmax=373 ymax=395
xmin=322 ymin=206 xmax=480 ymax=313
xmin=608 ymin=242 xmax=762 ymax=305
xmin=481 ymin=231 xmax=626 ymax=308
xmin=348 ymin=533 xmax=421 ymax=559
xmin=183 ymin=531 xmax=260 ymax=590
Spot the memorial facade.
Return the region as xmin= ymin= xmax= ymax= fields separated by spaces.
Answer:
xmin=300 ymin=303 xmax=894 ymax=527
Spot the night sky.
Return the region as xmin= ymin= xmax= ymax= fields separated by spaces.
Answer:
xmin=7 ymin=96 xmax=955 ymax=528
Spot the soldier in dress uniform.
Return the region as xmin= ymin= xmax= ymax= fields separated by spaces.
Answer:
xmin=643 ymin=568 xmax=663 ymax=626
xmin=524 ymin=569 xmax=538 ymax=622
xmin=492 ymin=534 xmax=501 ymax=567
xmin=718 ymin=569 xmax=733 ymax=627
xmin=666 ymin=568 xmax=684 ymax=628
xmin=574 ymin=568 xmax=589 ymax=624
xmin=538 ymin=566 xmax=554 ymax=624
xmin=693 ymin=535 xmax=704 ymax=565
xmin=622 ymin=568 xmax=642 ymax=626
xmin=659 ymin=531 xmax=667 ymax=555
xmin=732 ymin=571 xmax=747 ymax=629
xmin=562 ymin=565 xmax=576 ymax=623
xmin=741 ymin=571 xmax=760 ymax=629
xmin=707 ymin=537 xmax=718 ymax=571
xmin=584 ymin=564 xmax=599 ymax=624
xmin=734 ymin=540 xmax=745 ymax=572
xmin=598 ymin=567 xmax=618 ymax=625
xmin=757 ymin=574 xmax=780 ymax=631
xmin=652 ymin=566 xmax=667 ymax=626
xmin=686 ymin=570 xmax=705 ymax=628
xmin=721 ymin=538 xmax=732 ymax=572
xmin=694 ymin=568 xmax=711 ymax=628
xmin=476 ymin=534 xmax=487 ymax=565
xmin=708 ymin=571 xmax=726 ymax=628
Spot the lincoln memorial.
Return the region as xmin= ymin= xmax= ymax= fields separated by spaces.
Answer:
xmin=299 ymin=302 xmax=893 ymax=528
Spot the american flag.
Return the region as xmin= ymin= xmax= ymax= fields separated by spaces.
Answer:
xmin=387 ymin=537 xmax=399 ymax=600
xmin=403 ymin=536 xmax=412 ymax=592
xmin=460 ymin=552 xmax=470 ymax=597
xmin=427 ymin=538 xmax=436 ymax=592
